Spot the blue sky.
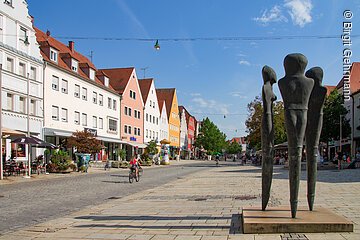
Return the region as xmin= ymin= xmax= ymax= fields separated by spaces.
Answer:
xmin=28 ymin=0 xmax=360 ymax=139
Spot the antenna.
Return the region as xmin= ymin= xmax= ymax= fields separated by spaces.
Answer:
xmin=88 ymin=51 xmax=94 ymax=62
xmin=140 ymin=67 xmax=149 ymax=79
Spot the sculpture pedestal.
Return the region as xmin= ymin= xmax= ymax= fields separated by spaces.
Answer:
xmin=242 ymin=206 xmax=353 ymax=234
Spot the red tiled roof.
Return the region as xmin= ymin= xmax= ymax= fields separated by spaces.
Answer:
xmin=138 ymin=78 xmax=153 ymax=104
xmin=230 ymin=137 xmax=246 ymax=145
xmin=156 ymin=88 xmax=176 ymax=119
xmin=35 ymin=27 xmax=117 ymax=93
xmin=99 ymin=68 xmax=134 ymax=94
xmin=336 ymin=62 xmax=360 ymax=94
xmin=324 ymin=85 xmax=336 ymax=96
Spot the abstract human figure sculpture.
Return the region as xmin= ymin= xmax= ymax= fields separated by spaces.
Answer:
xmin=305 ymin=67 xmax=327 ymax=211
xmin=278 ymin=53 xmax=314 ymax=218
xmin=261 ymin=65 xmax=277 ymax=211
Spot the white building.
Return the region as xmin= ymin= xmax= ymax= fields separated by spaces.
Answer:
xmin=35 ymin=28 xmax=122 ymax=160
xmin=178 ymin=106 xmax=188 ymax=157
xmin=139 ymin=78 xmax=160 ymax=144
xmin=0 ymin=0 xmax=44 ymax=161
xmin=158 ymin=100 xmax=169 ymax=143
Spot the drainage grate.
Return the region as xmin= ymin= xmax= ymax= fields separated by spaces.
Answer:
xmin=281 ymin=233 xmax=308 ymax=240
xmin=234 ymin=195 xmax=257 ymax=200
xmin=108 ymin=196 xmax=120 ymax=200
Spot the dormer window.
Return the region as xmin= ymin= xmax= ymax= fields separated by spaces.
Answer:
xmin=4 ymin=0 xmax=12 ymax=6
xmin=50 ymin=48 xmax=58 ymax=62
xmin=89 ymin=68 xmax=95 ymax=80
xmin=104 ymin=77 xmax=109 ymax=87
xmin=71 ymin=59 xmax=78 ymax=72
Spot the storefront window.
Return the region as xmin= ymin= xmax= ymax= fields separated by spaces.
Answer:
xmin=11 ymin=143 xmax=26 ymax=158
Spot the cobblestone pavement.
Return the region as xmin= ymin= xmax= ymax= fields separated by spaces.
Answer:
xmin=1 ymin=162 xmax=359 ymax=240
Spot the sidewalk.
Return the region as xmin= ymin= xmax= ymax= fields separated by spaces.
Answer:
xmin=1 ymin=163 xmax=359 ymax=240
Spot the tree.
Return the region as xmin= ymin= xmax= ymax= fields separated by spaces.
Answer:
xmin=67 ymin=130 xmax=102 ymax=154
xmin=321 ymin=89 xmax=351 ymax=142
xmin=245 ymin=96 xmax=287 ymax=151
xmin=195 ymin=117 xmax=227 ymax=154
xmin=226 ymin=141 xmax=242 ymax=154
xmin=145 ymin=140 xmax=159 ymax=155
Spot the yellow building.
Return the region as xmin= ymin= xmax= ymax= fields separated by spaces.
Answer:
xmin=156 ymin=88 xmax=180 ymax=156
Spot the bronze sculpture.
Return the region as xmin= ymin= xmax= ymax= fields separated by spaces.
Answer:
xmin=305 ymin=67 xmax=327 ymax=211
xmin=261 ymin=65 xmax=277 ymax=211
xmin=278 ymin=53 xmax=314 ymax=218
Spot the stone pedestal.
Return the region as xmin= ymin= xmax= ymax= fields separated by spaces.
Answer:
xmin=242 ymin=206 xmax=353 ymax=234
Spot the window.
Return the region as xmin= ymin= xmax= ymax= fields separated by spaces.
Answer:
xmin=6 ymin=57 xmax=13 ymax=72
xmin=74 ymin=111 xmax=80 ymax=125
xmin=82 ymin=113 xmax=87 ymax=126
xmin=93 ymin=92 xmax=97 ymax=104
xmin=124 ymin=125 xmax=128 ymax=134
xmin=61 ymin=108 xmax=68 ymax=122
xmin=108 ymin=97 xmax=111 ymax=109
xmin=19 ymin=62 xmax=26 ymax=77
xmin=108 ymin=119 xmax=117 ymax=132
xmin=150 ymin=100 xmax=152 ymax=107
xmin=52 ymin=106 xmax=59 ymax=120
xmin=6 ymin=93 xmax=13 ymax=110
xmin=125 ymin=106 xmax=128 ymax=115
xmin=4 ymin=0 xmax=12 ymax=6
xmin=130 ymin=90 xmax=136 ymax=99
xmin=71 ymin=58 xmax=78 ymax=72
xmin=149 ymin=115 xmax=152 ymax=123
xmin=153 ymin=116 xmax=155 ymax=123
xmin=104 ymin=77 xmax=109 ymax=87
xmin=99 ymin=94 xmax=103 ymax=105
xmin=82 ymin=87 xmax=87 ymax=100
xmin=30 ymin=100 xmax=35 ymax=115
xmin=93 ymin=116 xmax=97 ymax=128
xmin=156 ymin=117 xmax=158 ymax=125
xmin=30 ymin=67 xmax=36 ymax=80
xmin=128 ymin=108 xmax=132 ymax=117
xmin=134 ymin=127 xmax=137 ymax=136
xmin=74 ymin=84 xmax=80 ymax=98
xmin=138 ymin=111 xmax=141 ymax=119
xmin=99 ymin=118 xmax=103 ymax=129
xmin=19 ymin=26 xmax=27 ymax=42
xmin=50 ymin=48 xmax=58 ymax=62
xmin=61 ymin=79 xmax=68 ymax=94
xmin=19 ymin=97 xmax=25 ymax=113
xmin=146 ymin=113 xmax=148 ymax=121
xmin=113 ymin=99 xmax=116 ymax=110
xmin=146 ymin=129 xmax=148 ymax=138
xmin=138 ymin=128 xmax=140 ymax=136
xmin=133 ymin=92 xmax=136 ymax=99
xmin=128 ymin=126 xmax=132 ymax=135
xmin=52 ymin=76 xmax=59 ymax=91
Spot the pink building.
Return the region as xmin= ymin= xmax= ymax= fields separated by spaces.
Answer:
xmin=100 ymin=67 xmax=146 ymax=159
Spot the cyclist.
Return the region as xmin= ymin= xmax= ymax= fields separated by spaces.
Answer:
xmin=129 ymin=154 xmax=141 ymax=176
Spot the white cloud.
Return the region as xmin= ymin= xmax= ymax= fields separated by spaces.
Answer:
xmin=230 ymin=92 xmax=248 ymax=99
xmin=253 ymin=5 xmax=288 ymax=25
xmin=192 ymin=97 xmax=229 ymax=115
xmin=190 ymin=93 xmax=201 ymax=97
xmin=239 ymin=60 xmax=251 ymax=66
xmin=284 ymin=0 xmax=313 ymax=27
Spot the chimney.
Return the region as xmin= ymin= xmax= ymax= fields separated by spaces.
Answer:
xmin=69 ymin=41 xmax=74 ymax=52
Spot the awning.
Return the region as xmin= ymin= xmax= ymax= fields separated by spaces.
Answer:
xmin=2 ymin=128 xmax=26 ymax=137
xmin=96 ymin=136 xmax=126 ymax=144
xmin=44 ymin=128 xmax=73 ymax=137
xmin=126 ymin=142 xmax=147 ymax=149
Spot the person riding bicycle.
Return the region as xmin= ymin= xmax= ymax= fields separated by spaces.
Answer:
xmin=129 ymin=154 xmax=141 ymax=176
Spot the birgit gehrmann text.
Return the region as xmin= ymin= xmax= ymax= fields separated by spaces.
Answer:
xmin=342 ymin=10 xmax=353 ymax=101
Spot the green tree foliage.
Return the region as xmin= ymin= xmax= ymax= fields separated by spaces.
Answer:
xmin=245 ymin=96 xmax=287 ymax=150
xmin=194 ymin=117 xmax=227 ymax=154
xmin=321 ymin=89 xmax=351 ymax=142
xmin=145 ymin=140 xmax=159 ymax=155
xmin=67 ymin=130 xmax=102 ymax=154
xmin=226 ymin=141 xmax=242 ymax=154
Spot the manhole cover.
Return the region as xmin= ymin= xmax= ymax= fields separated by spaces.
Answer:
xmin=281 ymin=233 xmax=308 ymax=240
xmin=234 ymin=195 xmax=257 ymax=200
xmin=108 ymin=197 xmax=120 ymax=200
xmin=193 ymin=198 xmax=207 ymax=201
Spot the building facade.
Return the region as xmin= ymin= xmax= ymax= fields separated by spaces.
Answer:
xmin=0 ymin=0 xmax=44 ymax=161
xmin=178 ymin=106 xmax=188 ymax=159
xmin=156 ymin=88 xmax=180 ymax=158
xmin=35 ymin=28 xmax=121 ymax=160
xmin=158 ymin=100 xmax=169 ymax=143
xmin=138 ymin=78 xmax=160 ymax=144
xmin=101 ymin=68 xmax=145 ymax=160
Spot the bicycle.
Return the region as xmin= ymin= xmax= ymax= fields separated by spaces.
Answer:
xmin=129 ymin=167 xmax=140 ymax=183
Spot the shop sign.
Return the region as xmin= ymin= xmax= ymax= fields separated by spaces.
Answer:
xmin=130 ymin=136 xmax=137 ymax=141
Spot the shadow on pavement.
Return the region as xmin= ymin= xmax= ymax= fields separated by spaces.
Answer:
xmin=75 ymin=215 xmax=229 ymax=221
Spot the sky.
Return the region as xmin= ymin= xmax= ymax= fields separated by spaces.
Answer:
xmin=27 ymin=0 xmax=360 ymax=140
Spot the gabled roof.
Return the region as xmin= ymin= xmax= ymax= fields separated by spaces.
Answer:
xmin=156 ymin=88 xmax=176 ymax=119
xmin=230 ymin=137 xmax=247 ymax=145
xmin=99 ymin=68 xmax=134 ymax=94
xmin=35 ymin=27 xmax=117 ymax=93
xmin=179 ymin=105 xmax=193 ymax=125
xmin=336 ymin=62 xmax=360 ymax=94
xmin=138 ymin=78 xmax=153 ymax=104
xmin=324 ymin=85 xmax=336 ymax=96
